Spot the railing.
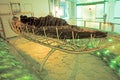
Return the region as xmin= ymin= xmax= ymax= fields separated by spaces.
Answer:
xmin=83 ymin=20 xmax=114 ymax=32
xmin=67 ymin=19 xmax=120 ymax=34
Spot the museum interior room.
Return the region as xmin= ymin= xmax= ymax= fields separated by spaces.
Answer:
xmin=0 ymin=0 xmax=120 ymax=80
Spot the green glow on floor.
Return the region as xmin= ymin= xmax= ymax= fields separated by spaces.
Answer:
xmin=109 ymin=60 xmax=117 ymax=69
xmin=96 ymin=51 xmax=101 ymax=56
xmin=103 ymin=49 xmax=110 ymax=56
xmin=108 ymin=38 xmax=113 ymax=42
xmin=0 ymin=38 xmax=39 ymax=80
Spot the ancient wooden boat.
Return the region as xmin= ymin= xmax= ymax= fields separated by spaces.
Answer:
xmin=19 ymin=15 xmax=107 ymax=39
xmin=10 ymin=15 xmax=110 ymax=72
xmin=10 ymin=15 xmax=108 ymax=54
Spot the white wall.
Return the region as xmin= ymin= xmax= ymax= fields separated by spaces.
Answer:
xmin=0 ymin=0 xmax=49 ymax=17
xmin=105 ymin=0 xmax=120 ymax=34
xmin=20 ymin=0 xmax=49 ymax=17
xmin=67 ymin=1 xmax=77 ymax=25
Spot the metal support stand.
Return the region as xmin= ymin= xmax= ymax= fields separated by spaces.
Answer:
xmin=40 ymin=48 xmax=56 ymax=72
xmin=72 ymin=31 xmax=74 ymax=43
xmin=43 ymin=27 xmax=49 ymax=44
xmin=56 ymin=27 xmax=59 ymax=40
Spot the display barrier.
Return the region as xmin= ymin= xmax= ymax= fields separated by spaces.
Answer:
xmin=69 ymin=19 xmax=120 ymax=34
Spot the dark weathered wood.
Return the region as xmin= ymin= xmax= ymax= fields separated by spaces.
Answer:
xmin=20 ymin=15 xmax=68 ymax=27
xmin=19 ymin=15 xmax=107 ymax=39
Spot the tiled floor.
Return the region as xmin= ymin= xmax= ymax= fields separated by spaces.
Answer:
xmin=8 ymin=35 xmax=120 ymax=80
